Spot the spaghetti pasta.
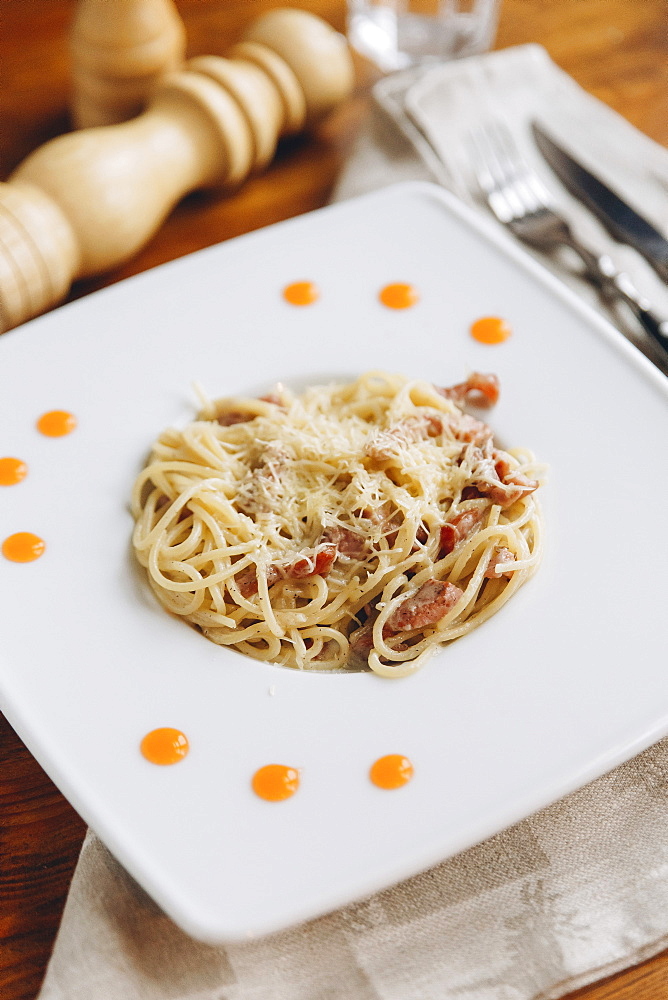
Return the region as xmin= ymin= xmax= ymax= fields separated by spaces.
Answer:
xmin=131 ymin=372 xmax=544 ymax=677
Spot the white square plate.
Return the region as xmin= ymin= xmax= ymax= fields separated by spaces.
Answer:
xmin=1 ymin=182 xmax=667 ymax=943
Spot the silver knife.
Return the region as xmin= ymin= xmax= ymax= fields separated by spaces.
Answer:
xmin=532 ymin=122 xmax=668 ymax=283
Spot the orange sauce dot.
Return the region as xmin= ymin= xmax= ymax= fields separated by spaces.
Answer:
xmin=283 ymin=281 xmax=319 ymax=306
xmin=140 ymin=727 xmax=189 ymax=765
xmin=470 ymin=316 xmax=512 ymax=344
xmin=2 ymin=532 xmax=46 ymax=563
xmin=0 ymin=457 xmax=28 ymax=486
xmin=252 ymin=763 xmax=300 ymax=801
xmin=370 ymin=754 xmax=414 ymax=790
xmin=36 ymin=410 xmax=77 ymax=437
xmin=379 ymin=282 xmax=419 ymax=310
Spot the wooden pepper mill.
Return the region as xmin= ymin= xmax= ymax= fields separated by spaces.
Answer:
xmin=0 ymin=9 xmax=354 ymax=333
xmin=70 ymin=0 xmax=187 ymax=128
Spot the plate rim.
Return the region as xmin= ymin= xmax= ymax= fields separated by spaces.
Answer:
xmin=2 ymin=179 xmax=668 ymax=942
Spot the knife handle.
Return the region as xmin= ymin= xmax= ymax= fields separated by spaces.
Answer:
xmin=562 ymin=236 xmax=668 ymax=356
xmin=624 ymin=302 xmax=668 ymax=350
xmin=595 ymin=255 xmax=668 ymax=351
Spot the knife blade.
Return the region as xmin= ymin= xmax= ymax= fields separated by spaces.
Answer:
xmin=531 ymin=122 xmax=668 ymax=284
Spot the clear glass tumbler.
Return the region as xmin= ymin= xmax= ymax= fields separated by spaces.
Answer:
xmin=346 ymin=0 xmax=501 ymax=72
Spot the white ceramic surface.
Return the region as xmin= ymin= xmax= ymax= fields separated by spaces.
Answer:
xmin=1 ymin=182 xmax=667 ymax=943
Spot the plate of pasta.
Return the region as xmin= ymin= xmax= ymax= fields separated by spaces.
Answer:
xmin=1 ymin=181 xmax=667 ymax=943
xmin=131 ymin=370 xmax=544 ymax=678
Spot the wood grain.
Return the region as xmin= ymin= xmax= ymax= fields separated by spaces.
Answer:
xmin=0 ymin=2 xmax=666 ymax=998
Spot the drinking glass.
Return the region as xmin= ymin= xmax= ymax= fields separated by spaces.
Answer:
xmin=346 ymin=0 xmax=501 ymax=72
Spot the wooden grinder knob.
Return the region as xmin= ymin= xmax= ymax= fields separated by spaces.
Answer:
xmin=0 ymin=10 xmax=354 ymax=332
xmin=70 ymin=0 xmax=187 ymax=128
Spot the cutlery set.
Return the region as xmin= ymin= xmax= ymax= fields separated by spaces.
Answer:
xmin=470 ymin=120 xmax=668 ymax=360
xmin=533 ymin=125 xmax=668 ymax=284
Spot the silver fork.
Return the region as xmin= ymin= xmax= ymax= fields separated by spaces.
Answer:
xmin=469 ymin=121 xmax=668 ymax=354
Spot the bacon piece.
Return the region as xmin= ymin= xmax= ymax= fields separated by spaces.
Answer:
xmin=358 ymin=502 xmax=401 ymax=547
xmin=438 ymin=521 xmax=459 ymax=559
xmin=411 ymin=520 xmax=438 ymax=553
xmin=217 ymin=410 xmax=252 ymax=426
xmin=438 ymin=373 xmax=500 ymax=409
xmin=386 ymin=579 xmax=463 ymax=632
xmin=234 ymin=564 xmax=280 ymax=598
xmin=424 ymin=413 xmax=444 ymax=437
xmin=236 ymin=543 xmax=338 ymax=598
xmin=348 ymin=622 xmax=375 ymax=661
xmin=288 ymin=544 xmax=337 ymax=579
xmin=359 ymin=501 xmax=392 ymax=524
xmin=474 ymin=473 xmax=538 ymax=509
xmin=366 ymin=412 xmax=462 ymax=458
xmin=312 ymin=639 xmax=336 ymax=662
xmin=439 ymin=523 xmax=457 ymax=555
xmin=415 ymin=523 xmax=429 ymax=545
xmin=484 ymin=547 xmax=515 ymax=578
xmin=235 ymin=442 xmax=290 ymax=515
xmin=493 ymin=450 xmax=512 ymax=481
xmin=508 ymin=473 xmax=538 ymax=492
xmin=365 ymin=417 xmax=429 ymax=461
xmin=235 ymin=567 xmax=258 ymax=597
xmin=460 ymin=444 xmax=538 ymax=510
xmin=448 ymin=412 xmax=493 ymax=447
xmin=439 ymin=507 xmax=486 ymax=556
xmin=235 ymin=544 xmax=337 ymax=598
xmin=321 ymin=526 xmax=366 ymax=559
xmin=347 ymin=621 xmax=410 ymax=666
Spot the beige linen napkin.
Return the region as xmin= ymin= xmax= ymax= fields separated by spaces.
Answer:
xmin=39 ymin=45 xmax=668 ymax=1000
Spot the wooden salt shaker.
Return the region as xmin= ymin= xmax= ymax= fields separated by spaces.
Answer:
xmin=0 ymin=9 xmax=355 ymax=333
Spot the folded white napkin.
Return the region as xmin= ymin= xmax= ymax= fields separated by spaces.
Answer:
xmin=38 ymin=45 xmax=668 ymax=1000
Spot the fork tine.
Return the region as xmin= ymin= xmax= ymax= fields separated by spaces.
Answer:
xmin=486 ymin=121 xmax=525 ymax=181
xmin=469 ymin=125 xmax=519 ymax=223
xmin=488 ymin=121 xmax=555 ymax=214
xmin=522 ymin=170 xmax=554 ymax=212
xmin=471 ymin=121 xmax=555 ymax=221
xmin=468 ymin=126 xmax=496 ymax=196
xmin=470 ymin=123 xmax=533 ymax=221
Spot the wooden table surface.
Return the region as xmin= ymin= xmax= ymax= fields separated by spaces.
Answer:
xmin=1 ymin=1 xmax=667 ymax=997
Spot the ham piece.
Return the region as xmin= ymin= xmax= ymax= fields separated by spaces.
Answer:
xmin=439 ymin=507 xmax=486 ymax=557
xmin=470 ymin=473 xmax=538 ymax=509
xmin=235 ymin=544 xmax=337 ymax=597
xmin=348 ymin=577 xmax=463 ymax=665
xmin=386 ymin=579 xmax=463 ymax=632
xmin=216 ymin=410 xmax=252 ymax=426
xmin=437 ymin=372 xmax=500 ymax=408
xmin=484 ymin=547 xmax=515 ymax=578
xmin=321 ymin=525 xmax=366 ymax=559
